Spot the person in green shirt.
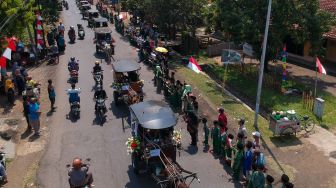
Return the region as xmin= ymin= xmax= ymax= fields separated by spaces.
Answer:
xmin=265 ymin=174 xmax=274 ymax=188
xmin=211 ymin=120 xmax=221 ymax=156
xmin=232 ymin=142 xmax=244 ymax=181
xmin=248 ymin=164 xmax=265 ymax=188
xmin=202 ymin=118 xmax=210 ymax=146
xmin=220 ymin=127 xmax=228 ymax=159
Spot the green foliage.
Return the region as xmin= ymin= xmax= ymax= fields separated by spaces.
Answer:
xmin=0 ymin=0 xmax=36 ymax=37
xmin=120 ymin=0 xmax=206 ymax=38
xmin=213 ymin=0 xmax=336 ymax=61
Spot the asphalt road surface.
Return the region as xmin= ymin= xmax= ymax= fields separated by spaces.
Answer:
xmin=37 ymin=1 xmax=236 ymax=188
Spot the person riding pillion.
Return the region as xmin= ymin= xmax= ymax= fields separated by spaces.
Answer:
xmin=67 ymin=84 xmax=81 ymax=105
xmin=94 ymin=85 xmax=107 ymax=112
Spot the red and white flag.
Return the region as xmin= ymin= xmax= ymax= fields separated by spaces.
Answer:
xmin=316 ymin=58 xmax=327 ymax=75
xmin=2 ymin=48 xmax=11 ymax=60
xmin=188 ymin=57 xmax=202 ymax=73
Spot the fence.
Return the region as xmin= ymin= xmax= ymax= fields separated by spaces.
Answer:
xmin=302 ymin=91 xmax=314 ymax=111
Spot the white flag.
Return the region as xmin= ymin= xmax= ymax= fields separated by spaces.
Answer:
xmin=2 ymin=48 xmax=11 ymax=60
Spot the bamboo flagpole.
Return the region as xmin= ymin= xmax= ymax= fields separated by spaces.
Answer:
xmin=314 ymin=57 xmax=318 ymax=97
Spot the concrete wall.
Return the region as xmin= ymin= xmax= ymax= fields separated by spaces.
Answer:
xmin=207 ymin=42 xmax=238 ymax=57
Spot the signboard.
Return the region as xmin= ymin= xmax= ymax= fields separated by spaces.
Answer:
xmin=221 ymin=50 xmax=242 ymax=64
xmin=243 ymin=43 xmax=254 ymax=57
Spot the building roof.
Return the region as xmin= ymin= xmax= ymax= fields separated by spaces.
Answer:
xmin=320 ymin=0 xmax=336 ymax=39
xmin=324 ymin=27 xmax=336 ymax=40
xmin=320 ymin=0 xmax=336 ymax=13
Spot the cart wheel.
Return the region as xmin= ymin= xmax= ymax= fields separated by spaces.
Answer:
xmin=113 ymin=91 xmax=119 ymax=106
xmin=304 ymin=120 xmax=316 ymax=133
xmin=132 ymin=154 xmax=140 ymax=175
xmin=280 ymin=127 xmax=296 ymax=136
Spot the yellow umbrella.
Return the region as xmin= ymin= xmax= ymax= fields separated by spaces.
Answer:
xmin=155 ymin=47 xmax=168 ymax=53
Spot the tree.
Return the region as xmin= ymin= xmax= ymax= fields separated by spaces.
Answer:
xmin=214 ymin=0 xmax=336 ymax=71
xmin=0 ymin=0 xmax=36 ymax=37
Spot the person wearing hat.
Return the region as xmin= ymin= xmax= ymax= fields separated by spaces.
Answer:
xmin=252 ymin=131 xmax=261 ymax=149
xmin=217 ymin=107 xmax=227 ymax=134
xmin=28 ymin=98 xmax=41 ymax=136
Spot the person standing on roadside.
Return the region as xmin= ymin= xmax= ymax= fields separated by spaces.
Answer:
xmin=15 ymin=69 xmax=25 ymax=95
xmin=47 ymin=79 xmax=56 ymax=111
xmin=28 ymin=98 xmax=41 ymax=136
xmin=185 ymin=112 xmax=199 ymax=146
xmin=211 ymin=120 xmax=221 ymax=155
xmin=218 ymin=107 xmax=227 ymax=134
xmin=22 ymin=96 xmax=31 ymax=131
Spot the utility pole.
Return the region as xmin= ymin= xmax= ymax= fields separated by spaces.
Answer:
xmin=253 ymin=0 xmax=272 ymax=128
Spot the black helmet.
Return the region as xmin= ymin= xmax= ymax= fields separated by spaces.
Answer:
xmin=70 ymin=57 xmax=75 ymax=61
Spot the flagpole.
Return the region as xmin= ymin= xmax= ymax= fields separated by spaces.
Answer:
xmin=314 ymin=57 xmax=318 ymax=97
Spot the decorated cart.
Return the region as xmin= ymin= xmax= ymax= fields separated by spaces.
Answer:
xmin=127 ymin=100 xmax=199 ymax=188
xmin=269 ymin=110 xmax=301 ymax=136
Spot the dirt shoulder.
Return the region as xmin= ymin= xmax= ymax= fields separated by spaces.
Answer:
xmin=0 ymin=62 xmax=58 ymax=188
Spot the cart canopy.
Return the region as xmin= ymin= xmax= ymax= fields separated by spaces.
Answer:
xmin=112 ymin=60 xmax=140 ymax=72
xmin=94 ymin=27 xmax=112 ymax=34
xmin=93 ymin=17 xmax=108 ymax=23
xmin=130 ymin=100 xmax=177 ymax=129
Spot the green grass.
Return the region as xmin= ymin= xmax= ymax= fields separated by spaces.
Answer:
xmin=197 ymin=57 xmax=336 ymax=130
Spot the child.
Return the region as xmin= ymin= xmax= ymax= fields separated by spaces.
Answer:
xmin=211 ymin=120 xmax=221 ymax=155
xmin=202 ymin=118 xmax=210 ymax=146
xmin=226 ymin=133 xmax=234 ymax=164
xmin=232 ymin=142 xmax=244 ymax=181
xmin=248 ymin=164 xmax=266 ymax=188
xmin=265 ymin=174 xmax=275 ymax=188
xmin=48 ymin=79 xmax=56 ymax=111
xmin=252 ymin=131 xmax=261 ymax=149
xmin=237 ymin=118 xmax=247 ymax=143
xmin=220 ymin=127 xmax=228 ymax=159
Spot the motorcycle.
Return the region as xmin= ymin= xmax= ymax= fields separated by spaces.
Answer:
xmin=92 ymin=71 xmax=103 ymax=88
xmin=68 ymin=29 xmax=76 ymax=43
xmin=70 ymin=101 xmax=80 ymax=119
xmin=68 ymin=70 xmax=79 ymax=84
xmin=64 ymin=1 xmax=69 ymax=10
xmin=77 ymin=24 xmax=85 ymax=39
xmin=95 ymin=98 xmax=106 ymax=125
xmin=47 ymin=44 xmax=59 ymax=64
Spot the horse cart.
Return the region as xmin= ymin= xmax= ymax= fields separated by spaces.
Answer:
xmin=128 ymin=100 xmax=199 ymax=188
xmin=112 ymin=60 xmax=144 ymax=106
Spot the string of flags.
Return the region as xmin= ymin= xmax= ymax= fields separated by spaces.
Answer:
xmin=36 ymin=12 xmax=44 ymax=50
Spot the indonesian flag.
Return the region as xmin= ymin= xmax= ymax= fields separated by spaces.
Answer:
xmin=316 ymin=58 xmax=327 ymax=75
xmin=188 ymin=57 xmax=202 ymax=73
xmin=0 ymin=56 xmax=6 ymax=68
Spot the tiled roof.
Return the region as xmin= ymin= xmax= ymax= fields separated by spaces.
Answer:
xmin=324 ymin=26 xmax=336 ymax=40
xmin=320 ymin=0 xmax=336 ymax=13
xmin=320 ymin=0 xmax=336 ymax=39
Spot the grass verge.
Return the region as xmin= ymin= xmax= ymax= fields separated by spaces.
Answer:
xmin=197 ymin=57 xmax=336 ymax=130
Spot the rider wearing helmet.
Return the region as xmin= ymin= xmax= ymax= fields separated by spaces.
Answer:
xmin=68 ymin=158 xmax=93 ymax=188
xmin=67 ymin=84 xmax=81 ymax=105
xmin=68 ymin=57 xmax=79 ymax=72
xmin=68 ymin=26 xmax=76 ymax=41
xmin=94 ymin=85 xmax=107 ymax=112
xmin=92 ymin=61 xmax=103 ymax=81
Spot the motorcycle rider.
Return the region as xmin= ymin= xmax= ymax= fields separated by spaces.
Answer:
xmin=68 ymin=26 xmax=76 ymax=42
xmin=67 ymin=84 xmax=81 ymax=105
xmin=94 ymin=85 xmax=107 ymax=112
xmin=68 ymin=57 xmax=79 ymax=72
xmin=68 ymin=158 xmax=93 ymax=188
xmin=92 ymin=61 xmax=103 ymax=80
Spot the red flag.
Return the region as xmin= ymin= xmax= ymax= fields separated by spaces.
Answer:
xmin=187 ymin=57 xmax=202 ymax=73
xmin=7 ymin=38 xmax=16 ymax=51
xmin=0 ymin=56 xmax=7 ymax=68
xmin=316 ymin=58 xmax=327 ymax=75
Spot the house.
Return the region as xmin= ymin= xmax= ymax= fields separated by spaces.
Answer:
xmin=320 ymin=0 xmax=336 ymax=64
